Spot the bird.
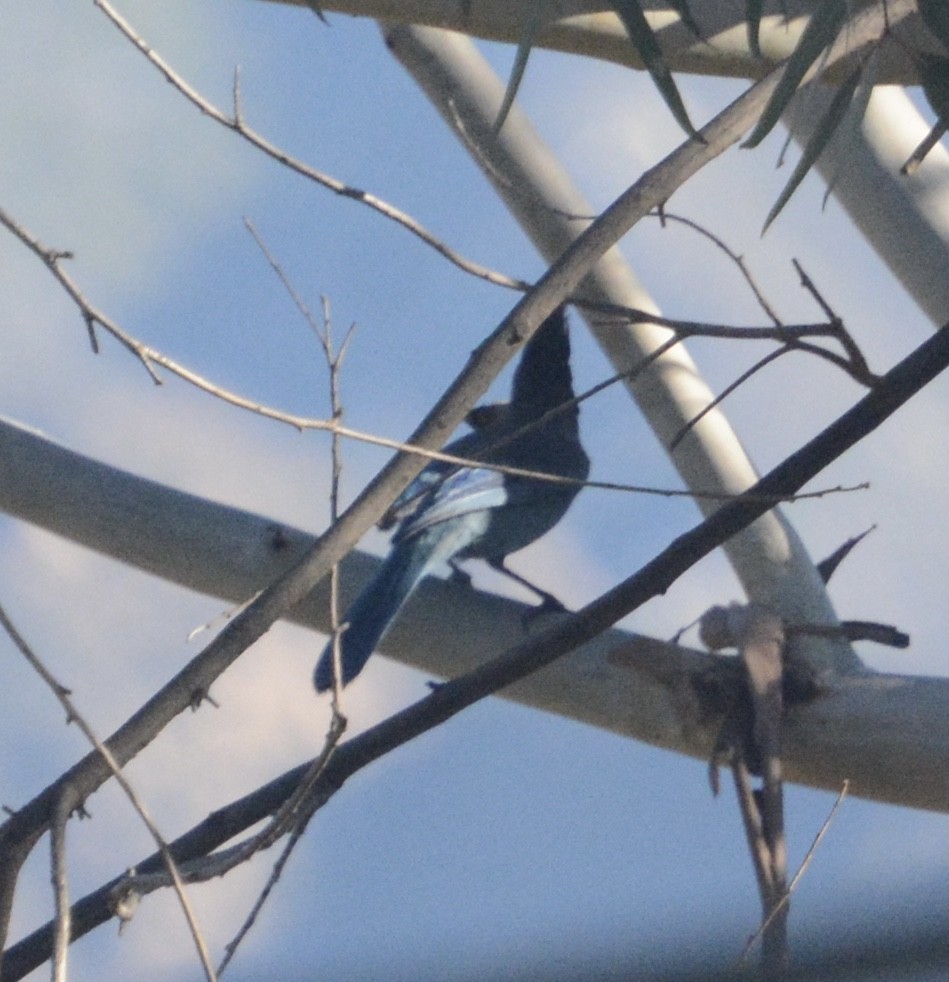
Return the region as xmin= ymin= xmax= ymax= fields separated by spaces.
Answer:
xmin=314 ymin=306 xmax=589 ymax=691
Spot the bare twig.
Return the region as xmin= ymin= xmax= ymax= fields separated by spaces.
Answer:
xmin=2 ymin=200 xmax=864 ymax=505
xmin=6 ymin=322 xmax=947 ymax=980
xmin=651 ymin=208 xmax=783 ymax=327
xmin=213 ymin=714 xmax=346 ymax=975
xmin=793 ymin=259 xmax=875 ymax=384
xmin=212 ymin=232 xmax=356 ymax=975
xmin=0 ymin=603 xmax=218 ymax=982
xmin=91 ymin=0 xmax=525 ymax=293
xmin=740 ymin=781 xmax=850 ymax=962
xmin=670 ymin=345 xmax=790 ymax=451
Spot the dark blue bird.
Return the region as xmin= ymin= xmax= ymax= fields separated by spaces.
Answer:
xmin=314 ymin=306 xmax=589 ymax=691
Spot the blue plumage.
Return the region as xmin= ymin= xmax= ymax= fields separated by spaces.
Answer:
xmin=314 ymin=307 xmax=589 ymax=691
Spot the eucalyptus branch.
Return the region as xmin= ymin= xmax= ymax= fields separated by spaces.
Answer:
xmin=6 ymin=323 xmax=947 ymax=980
xmin=89 ymin=0 xmax=884 ymax=408
xmin=3 ymin=199 xmax=864 ymax=505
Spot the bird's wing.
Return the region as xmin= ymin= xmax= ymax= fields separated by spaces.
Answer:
xmin=380 ymin=462 xmax=453 ymax=530
xmin=393 ymin=465 xmax=507 ymax=543
xmin=381 ymin=426 xmax=493 ymax=531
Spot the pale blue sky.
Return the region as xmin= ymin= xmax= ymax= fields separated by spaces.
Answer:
xmin=1 ymin=2 xmax=946 ymax=980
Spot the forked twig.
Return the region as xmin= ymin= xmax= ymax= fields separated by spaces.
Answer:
xmin=740 ymin=781 xmax=850 ymax=962
xmin=92 ymin=0 xmax=525 ymax=294
xmin=1 ymin=200 xmax=862 ymax=505
xmin=0 ymin=603 xmax=218 ymax=981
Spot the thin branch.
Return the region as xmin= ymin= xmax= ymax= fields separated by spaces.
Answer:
xmin=0 ymin=603 xmax=218 ymax=982
xmin=213 ymin=717 xmax=346 ymax=975
xmin=793 ymin=260 xmax=875 ymax=384
xmin=5 ymin=322 xmax=947 ymax=981
xmin=666 ymin=264 xmax=877 ymax=449
xmin=212 ymin=232 xmax=355 ymax=974
xmin=2 ymin=201 xmax=866 ymax=505
xmin=50 ymin=792 xmax=72 ymax=982
xmin=740 ymin=781 xmax=850 ymax=962
xmin=670 ymin=345 xmax=790 ymax=451
xmin=91 ymin=0 xmax=525 ymax=293
xmin=651 ymin=208 xmax=783 ymax=327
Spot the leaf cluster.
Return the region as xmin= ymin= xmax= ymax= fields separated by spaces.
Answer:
xmin=496 ymin=1 xmax=947 ymax=228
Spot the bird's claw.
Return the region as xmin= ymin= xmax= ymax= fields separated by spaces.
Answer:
xmin=448 ymin=563 xmax=473 ymax=589
xmin=520 ymin=594 xmax=567 ymax=629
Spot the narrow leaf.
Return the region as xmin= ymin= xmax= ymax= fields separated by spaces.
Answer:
xmin=746 ymin=0 xmax=765 ymax=58
xmin=301 ymin=0 xmax=328 ymax=24
xmin=610 ymin=0 xmax=700 ymax=139
xmin=762 ymin=62 xmax=862 ymax=233
xmin=816 ymin=526 xmax=875 ymax=583
xmin=743 ymin=0 xmax=847 ymax=148
xmin=823 ymin=47 xmax=880 ymax=207
xmin=667 ymin=0 xmax=703 ymax=40
xmin=918 ymin=0 xmax=949 ymax=53
xmin=919 ymin=53 xmax=949 ymax=131
xmin=493 ymin=5 xmax=543 ymax=133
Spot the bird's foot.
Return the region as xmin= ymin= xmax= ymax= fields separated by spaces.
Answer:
xmin=520 ymin=594 xmax=568 ymax=629
xmin=448 ymin=561 xmax=473 ymax=589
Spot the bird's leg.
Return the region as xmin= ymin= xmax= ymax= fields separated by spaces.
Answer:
xmin=487 ymin=558 xmax=567 ymax=621
xmin=448 ymin=558 xmax=473 ymax=589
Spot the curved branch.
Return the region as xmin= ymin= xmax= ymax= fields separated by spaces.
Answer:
xmin=4 ymin=322 xmax=949 ymax=977
xmin=258 ymin=0 xmax=933 ymax=85
xmin=385 ymin=21 xmax=877 ymax=675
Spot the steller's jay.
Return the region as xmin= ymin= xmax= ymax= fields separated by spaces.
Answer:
xmin=314 ymin=306 xmax=589 ymax=691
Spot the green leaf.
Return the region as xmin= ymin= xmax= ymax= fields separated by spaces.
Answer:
xmin=919 ymin=53 xmax=949 ymax=130
xmin=667 ymin=0 xmax=703 ymax=40
xmin=493 ymin=4 xmax=543 ymax=133
xmin=746 ymin=0 xmax=765 ymax=58
xmin=762 ymin=62 xmax=862 ymax=233
xmin=743 ymin=0 xmax=847 ymax=149
xmin=610 ymin=0 xmax=700 ymax=139
xmin=919 ymin=0 xmax=949 ymax=53
xmin=822 ymin=46 xmax=881 ymax=207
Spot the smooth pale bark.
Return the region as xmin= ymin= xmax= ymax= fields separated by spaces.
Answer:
xmin=260 ymin=0 xmax=936 ymax=84
xmin=784 ymin=85 xmax=949 ymax=327
xmin=383 ymin=22 xmax=857 ymax=675
xmin=2 ymin=417 xmax=945 ymax=812
xmin=272 ymin=0 xmax=949 ymax=330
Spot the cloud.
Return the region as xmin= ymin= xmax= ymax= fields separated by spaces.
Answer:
xmin=0 ymin=2 xmax=257 ymax=298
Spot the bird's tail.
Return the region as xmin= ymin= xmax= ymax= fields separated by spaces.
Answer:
xmin=314 ymin=537 xmax=436 ymax=691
